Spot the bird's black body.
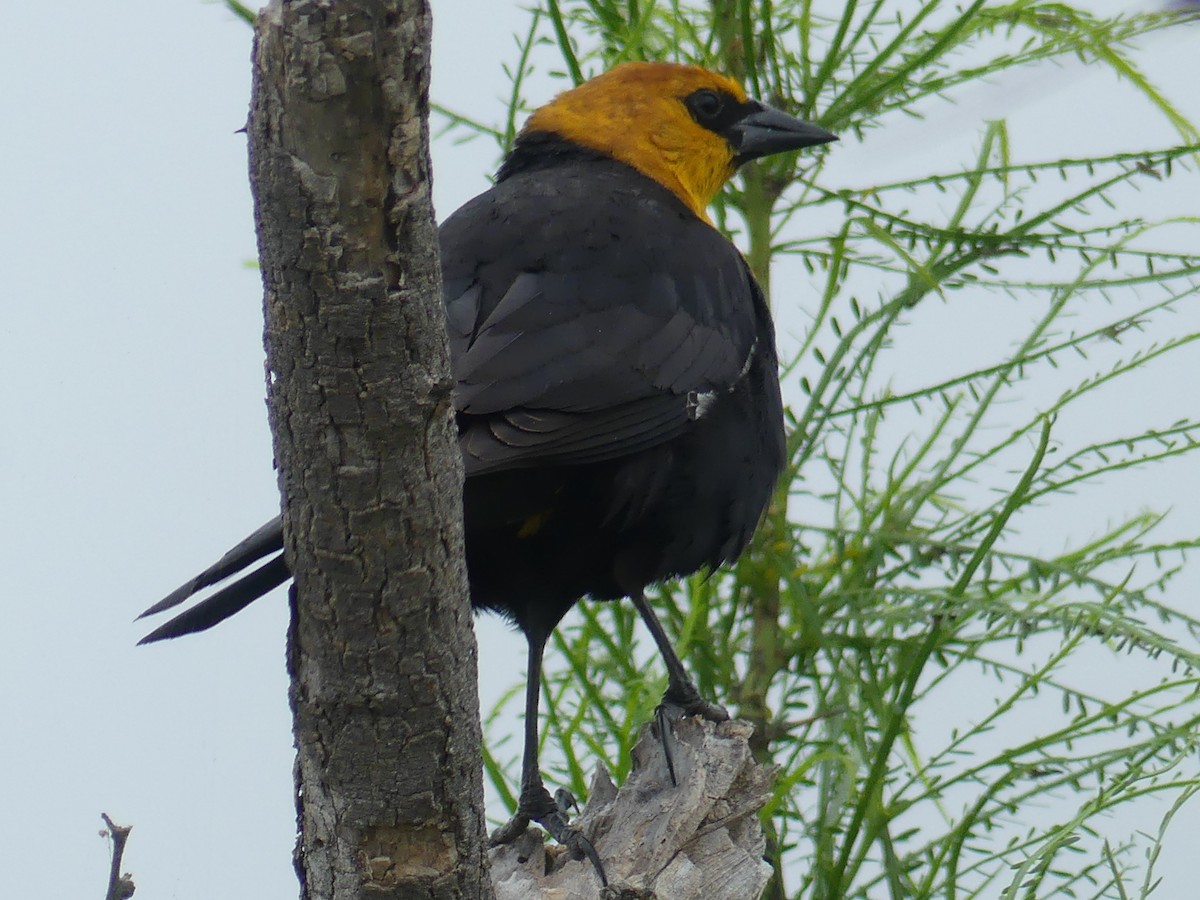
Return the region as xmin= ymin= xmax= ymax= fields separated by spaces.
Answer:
xmin=141 ymin=140 xmax=785 ymax=647
xmin=448 ymin=139 xmax=784 ymax=640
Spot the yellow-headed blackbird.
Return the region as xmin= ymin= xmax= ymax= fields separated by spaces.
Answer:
xmin=140 ymin=61 xmax=835 ymax=880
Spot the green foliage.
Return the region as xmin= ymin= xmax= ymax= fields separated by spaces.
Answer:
xmin=440 ymin=1 xmax=1200 ymax=896
xmin=221 ymin=0 xmax=257 ymax=26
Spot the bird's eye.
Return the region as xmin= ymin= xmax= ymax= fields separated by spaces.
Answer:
xmin=687 ymin=89 xmax=725 ymax=123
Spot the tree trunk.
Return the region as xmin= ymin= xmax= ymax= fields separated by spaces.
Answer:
xmin=247 ymin=2 xmax=492 ymax=898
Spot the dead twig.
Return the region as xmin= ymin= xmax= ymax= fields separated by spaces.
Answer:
xmin=100 ymin=813 xmax=135 ymax=900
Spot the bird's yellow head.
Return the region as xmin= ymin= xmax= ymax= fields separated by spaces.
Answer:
xmin=523 ymin=62 xmax=836 ymax=220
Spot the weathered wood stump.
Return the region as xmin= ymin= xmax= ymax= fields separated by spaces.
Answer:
xmin=490 ymin=717 xmax=775 ymax=899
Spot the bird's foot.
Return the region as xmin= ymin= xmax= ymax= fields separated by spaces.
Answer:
xmin=489 ymin=783 xmax=607 ymax=886
xmin=655 ymin=679 xmax=729 ymax=786
xmin=488 ymin=811 xmax=532 ymax=848
xmin=664 ymin=677 xmax=729 ymax=722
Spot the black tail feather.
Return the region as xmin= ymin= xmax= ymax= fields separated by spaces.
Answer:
xmin=138 ymin=517 xmax=289 ymax=643
xmin=139 ymin=554 xmax=291 ymax=644
xmin=139 ymin=518 xmax=285 ymax=619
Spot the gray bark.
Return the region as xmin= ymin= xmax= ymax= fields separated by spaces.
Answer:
xmin=247 ymin=2 xmax=492 ymax=898
xmin=489 ymin=719 xmax=776 ymax=899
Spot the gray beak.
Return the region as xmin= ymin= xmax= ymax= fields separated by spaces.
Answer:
xmin=727 ymin=102 xmax=837 ymax=164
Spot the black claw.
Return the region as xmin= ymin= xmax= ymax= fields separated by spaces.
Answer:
xmin=539 ymin=808 xmax=608 ymax=887
xmin=655 ymin=681 xmax=730 ymax=787
xmin=491 ymin=785 xmax=607 ymax=886
xmin=655 ymin=703 xmax=680 ymax=787
xmin=554 ymin=786 xmax=580 ymax=816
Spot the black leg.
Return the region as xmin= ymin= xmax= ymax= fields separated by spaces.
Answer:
xmin=489 ymin=631 xmax=607 ymax=886
xmin=631 ymin=592 xmax=729 ymax=785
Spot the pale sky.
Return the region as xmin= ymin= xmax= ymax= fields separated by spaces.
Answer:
xmin=1 ymin=2 xmax=1198 ymax=897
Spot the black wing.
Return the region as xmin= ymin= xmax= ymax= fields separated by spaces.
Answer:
xmin=440 ymin=155 xmax=761 ymax=475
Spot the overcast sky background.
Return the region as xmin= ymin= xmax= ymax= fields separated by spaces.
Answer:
xmin=1 ymin=1 xmax=1197 ymax=897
